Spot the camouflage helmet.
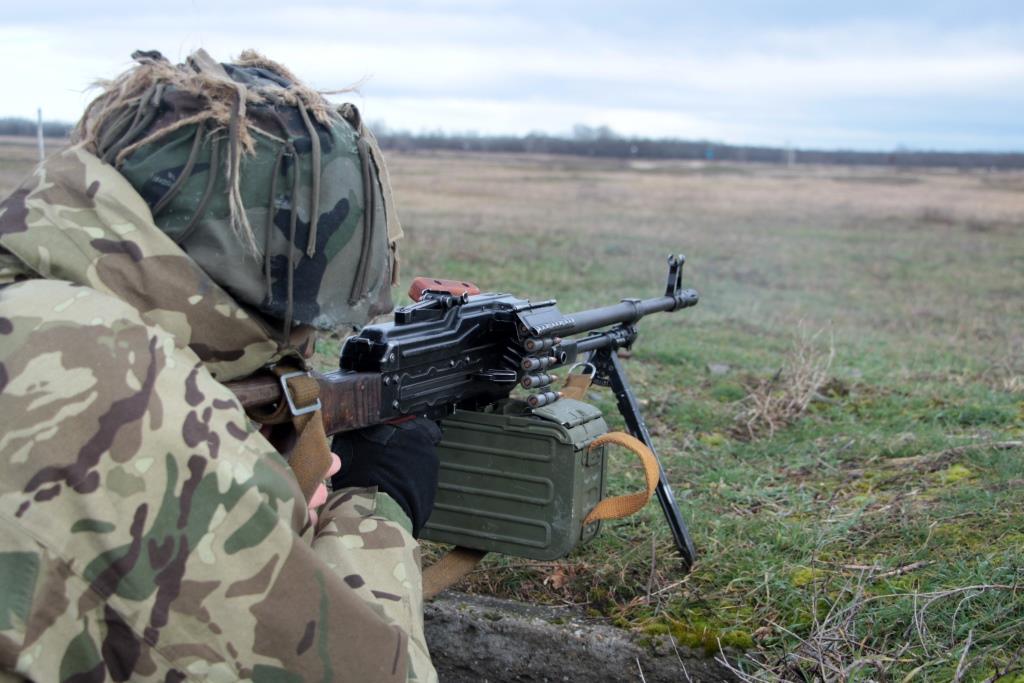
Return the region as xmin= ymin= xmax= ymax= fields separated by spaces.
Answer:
xmin=73 ymin=49 xmax=401 ymax=335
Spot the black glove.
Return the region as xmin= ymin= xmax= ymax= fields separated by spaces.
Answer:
xmin=331 ymin=417 xmax=442 ymax=537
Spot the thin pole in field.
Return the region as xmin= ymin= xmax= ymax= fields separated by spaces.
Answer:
xmin=36 ymin=108 xmax=45 ymax=162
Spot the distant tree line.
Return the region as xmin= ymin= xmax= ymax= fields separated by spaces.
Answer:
xmin=0 ymin=117 xmax=74 ymax=138
xmin=375 ymin=123 xmax=1024 ymax=170
xmin=3 ymin=117 xmax=1020 ymax=169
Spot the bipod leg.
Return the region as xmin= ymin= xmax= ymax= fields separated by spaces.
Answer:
xmin=593 ymin=348 xmax=697 ymax=570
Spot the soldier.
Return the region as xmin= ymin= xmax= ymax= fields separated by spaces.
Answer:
xmin=0 ymin=50 xmax=439 ymax=681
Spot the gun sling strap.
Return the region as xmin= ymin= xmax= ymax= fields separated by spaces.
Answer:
xmin=560 ymin=369 xmax=594 ymax=401
xmin=246 ymin=362 xmax=333 ymax=504
xmin=422 ymin=430 xmax=662 ymax=600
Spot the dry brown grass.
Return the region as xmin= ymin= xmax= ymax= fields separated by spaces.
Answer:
xmin=3 ymin=141 xmax=1017 ymax=381
xmin=0 ymin=138 xmax=44 ymax=195
xmin=732 ymin=327 xmax=836 ymax=440
xmin=384 ymin=151 xmax=1023 ymax=371
xmin=717 ymin=577 xmax=1022 ymax=683
xmin=388 ymin=152 xmax=1024 ymax=239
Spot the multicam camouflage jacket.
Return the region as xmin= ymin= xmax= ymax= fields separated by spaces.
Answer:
xmin=0 ymin=147 xmax=436 ymax=682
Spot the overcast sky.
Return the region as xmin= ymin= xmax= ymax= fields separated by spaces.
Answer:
xmin=3 ymin=1 xmax=1022 ymax=151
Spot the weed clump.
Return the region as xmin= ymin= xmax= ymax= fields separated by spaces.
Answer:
xmin=733 ymin=326 xmax=836 ymax=439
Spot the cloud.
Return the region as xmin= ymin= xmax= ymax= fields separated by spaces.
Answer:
xmin=2 ymin=1 xmax=1021 ymax=150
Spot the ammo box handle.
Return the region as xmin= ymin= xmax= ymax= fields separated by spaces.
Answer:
xmin=583 ymin=432 xmax=661 ymax=525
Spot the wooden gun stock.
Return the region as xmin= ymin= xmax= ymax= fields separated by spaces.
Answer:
xmin=226 ymin=370 xmax=383 ymax=436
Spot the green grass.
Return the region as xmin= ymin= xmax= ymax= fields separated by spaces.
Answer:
xmin=375 ymin=153 xmax=1024 ymax=680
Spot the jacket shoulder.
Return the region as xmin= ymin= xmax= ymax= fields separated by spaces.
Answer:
xmin=1 ymin=278 xmax=160 ymax=345
xmin=0 ymin=279 xmax=305 ymax=680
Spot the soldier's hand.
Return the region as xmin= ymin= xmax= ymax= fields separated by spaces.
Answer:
xmin=308 ymin=452 xmax=342 ymax=526
xmin=331 ymin=417 xmax=442 ymax=536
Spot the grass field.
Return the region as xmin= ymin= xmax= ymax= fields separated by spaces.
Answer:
xmin=3 ymin=143 xmax=1023 ymax=680
xmin=387 ymin=152 xmax=1024 ymax=681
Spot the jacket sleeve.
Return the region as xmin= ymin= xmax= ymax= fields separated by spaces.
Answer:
xmin=310 ymin=489 xmax=436 ymax=682
xmin=0 ymin=280 xmax=433 ymax=682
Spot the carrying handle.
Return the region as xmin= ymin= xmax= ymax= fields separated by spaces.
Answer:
xmin=583 ymin=432 xmax=661 ymax=525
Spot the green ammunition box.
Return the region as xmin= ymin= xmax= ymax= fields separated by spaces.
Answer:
xmin=421 ymin=398 xmax=608 ymax=560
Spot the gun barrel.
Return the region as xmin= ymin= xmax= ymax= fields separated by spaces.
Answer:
xmin=550 ymin=289 xmax=698 ymax=337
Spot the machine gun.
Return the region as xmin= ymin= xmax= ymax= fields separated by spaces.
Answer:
xmin=228 ymin=254 xmax=700 ymax=567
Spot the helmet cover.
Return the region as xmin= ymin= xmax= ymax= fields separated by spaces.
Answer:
xmin=77 ymin=50 xmax=397 ymax=334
